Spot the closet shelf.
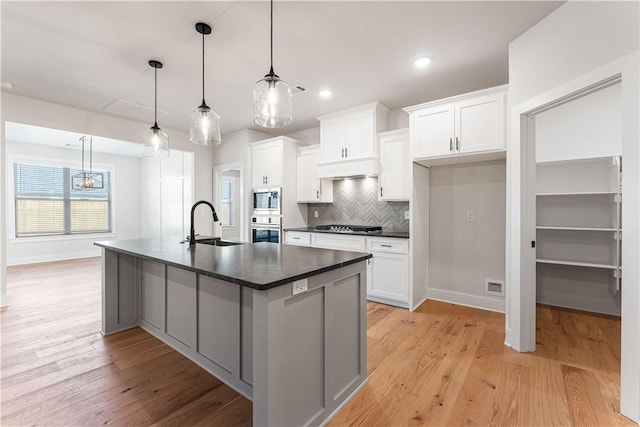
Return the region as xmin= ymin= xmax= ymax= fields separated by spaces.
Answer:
xmin=536 ymin=226 xmax=620 ymax=232
xmin=536 ymin=191 xmax=617 ymax=196
xmin=536 ymin=258 xmax=618 ymax=269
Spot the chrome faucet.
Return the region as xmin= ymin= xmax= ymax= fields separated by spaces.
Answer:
xmin=189 ymin=200 xmax=219 ymax=245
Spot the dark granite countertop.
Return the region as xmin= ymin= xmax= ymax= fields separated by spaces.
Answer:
xmin=283 ymin=227 xmax=410 ymax=239
xmin=94 ymin=237 xmax=371 ymax=291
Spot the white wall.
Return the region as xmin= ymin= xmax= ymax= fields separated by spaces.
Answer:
xmin=0 ymin=118 xmax=6 ymax=306
xmin=286 ymin=127 xmax=319 ymax=146
xmin=536 ymin=82 xmax=622 ymax=162
xmin=6 ymin=141 xmax=141 ymax=265
xmin=507 ymin=1 xmax=639 ymax=422
xmin=1 ymin=93 xmax=214 ymax=302
xmin=214 ymin=128 xmax=270 ymax=241
xmin=428 ymin=160 xmax=506 ymax=312
xmin=508 ymin=1 xmax=639 ymax=107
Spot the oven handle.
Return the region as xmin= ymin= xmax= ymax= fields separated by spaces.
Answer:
xmin=251 ymin=224 xmax=281 ymax=230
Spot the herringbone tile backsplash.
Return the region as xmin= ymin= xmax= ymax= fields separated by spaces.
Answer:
xmin=307 ymin=177 xmax=409 ymax=232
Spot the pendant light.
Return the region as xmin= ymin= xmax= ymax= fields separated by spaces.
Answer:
xmin=189 ymin=22 xmax=221 ymax=146
xmin=143 ymin=60 xmax=169 ymax=157
xmin=71 ymin=136 xmax=104 ymax=190
xmin=253 ymin=0 xmax=292 ymax=128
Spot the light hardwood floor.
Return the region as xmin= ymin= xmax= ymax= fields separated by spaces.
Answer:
xmin=1 ymin=258 xmax=632 ymax=426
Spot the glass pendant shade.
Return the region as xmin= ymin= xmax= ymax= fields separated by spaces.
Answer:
xmin=143 ymin=59 xmax=169 ymax=157
xmin=189 ymin=102 xmax=221 ymax=145
xmin=253 ymin=72 xmax=292 ymax=128
xmin=190 ymin=23 xmax=221 ymax=146
xmin=253 ymin=0 xmax=292 ymax=129
xmin=143 ymin=124 xmax=169 ymax=157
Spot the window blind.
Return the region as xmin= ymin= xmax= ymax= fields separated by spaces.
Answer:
xmin=14 ymin=163 xmax=112 ymax=237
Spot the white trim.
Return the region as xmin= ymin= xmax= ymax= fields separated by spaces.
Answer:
xmin=426 ymin=288 xmax=505 ymax=313
xmin=7 ymin=249 xmax=101 ymax=266
xmin=8 ymin=232 xmax=116 ymax=244
xmin=403 ymin=84 xmax=509 ymax=113
xmin=506 ymin=52 xmax=640 ymax=423
xmin=213 ymin=161 xmax=246 ymax=242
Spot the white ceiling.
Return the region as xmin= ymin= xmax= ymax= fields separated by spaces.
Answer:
xmin=1 ymin=1 xmax=563 ymax=140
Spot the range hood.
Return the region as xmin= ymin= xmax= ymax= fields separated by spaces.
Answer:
xmin=316 ymin=157 xmax=380 ymax=179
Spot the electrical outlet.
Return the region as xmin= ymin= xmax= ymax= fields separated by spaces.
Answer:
xmin=292 ymin=279 xmax=308 ymax=295
xmin=314 ymin=210 xmax=319 ymax=218
xmin=404 ymin=210 xmax=410 ymax=220
xmin=465 ymin=211 xmax=474 ymax=222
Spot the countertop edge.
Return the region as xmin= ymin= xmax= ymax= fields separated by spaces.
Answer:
xmin=94 ymin=241 xmax=371 ymax=291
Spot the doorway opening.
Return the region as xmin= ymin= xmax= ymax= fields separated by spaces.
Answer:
xmin=213 ymin=162 xmax=246 ymax=242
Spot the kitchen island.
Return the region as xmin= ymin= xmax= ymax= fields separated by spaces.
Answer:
xmin=94 ymin=237 xmax=371 ymax=427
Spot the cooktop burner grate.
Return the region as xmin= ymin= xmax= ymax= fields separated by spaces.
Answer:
xmin=314 ymin=224 xmax=382 ymax=233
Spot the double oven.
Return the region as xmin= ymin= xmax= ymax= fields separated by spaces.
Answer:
xmin=251 ymin=187 xmax=281 ymax=243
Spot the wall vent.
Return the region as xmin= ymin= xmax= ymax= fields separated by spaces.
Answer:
xmin=485 ymin=279 xmax=505 ymax=297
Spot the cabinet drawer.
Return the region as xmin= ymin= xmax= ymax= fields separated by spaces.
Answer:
xmin=367 ymin=238 xmax=409 ymax=254
xmin=285 ymin=231 xmax=311 ymax=247
xmin=311 ymin=233 xmax=366 ymax=252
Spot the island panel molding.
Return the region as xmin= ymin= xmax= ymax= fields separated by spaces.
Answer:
xmin=96 ymin=239 xmax=369 ymax=426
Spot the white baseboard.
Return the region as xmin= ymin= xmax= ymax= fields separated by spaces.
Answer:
xmin=538 ymin=291 xmax=620 ymax=316
xmin=7 ymin=249 xmax=101 ymax=266
xmin=427 ymin=288 xmax=505 ymax=313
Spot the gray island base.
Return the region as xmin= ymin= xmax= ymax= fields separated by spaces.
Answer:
xmin=95 ymin=238 xmax=370 ymax=427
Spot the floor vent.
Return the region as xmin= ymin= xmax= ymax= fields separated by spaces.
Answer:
xmin=485 ymin=279 xmax=505 ymax=296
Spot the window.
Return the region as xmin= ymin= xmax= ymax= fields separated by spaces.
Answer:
xmin=14 ymin=163 xmax=112 ymax=237
xmin=220 ymin=178 xmax=234 ymax=226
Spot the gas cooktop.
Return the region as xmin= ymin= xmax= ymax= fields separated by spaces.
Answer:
xmin=314 ymin=224 xmax=382 ymax=233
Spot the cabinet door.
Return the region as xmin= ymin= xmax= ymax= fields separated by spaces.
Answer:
xmin=346 ymin=110 xmax=376 ymax=160
xmin=296 ymin=151 xmax=320 ymax=202
xmin=311 ymin=233 xmax=366 ymax=252
xmin=367 ymin=252 xmax=409 ymax=303
xmin=285 ymin=231 xmax=311 ymax=246
xmin=455 ymin=94 xmax=504 ymax=154
xmin=379 ymin=132 xmax=410 ymax=201
xmin=140 ymin=260 xmax=166 ymax=332
xmin=252 ymin=144 xmax=269 ymax=187
xmin=411 ymin=104 xmax=454 ymax=158
xmin=320 ymin=117 xmax=346 ymax=163
xmin=252 ymin=142 xmax=282 ymax=187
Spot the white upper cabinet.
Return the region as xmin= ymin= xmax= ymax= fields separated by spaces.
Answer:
xmin=405 ymin=86 xmax=507 ymax=165
xmin=296 ymin=145 xmax=333 ymax=203
xmin=378 ymin=129 xmax=410 ymax=201
xmin=455 ymin=94 xmax=505 ymax=154
xmin=319 ymin=117 xmax=346 ymax=163
xmin=251 ymin=139 xmax=283 ymax=187
xmin=410 ymin=104 xmax=455 ymax=158
xmin=317 ymin=102 xmax=389 ymax=178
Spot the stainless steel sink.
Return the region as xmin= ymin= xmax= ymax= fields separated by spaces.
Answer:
xmin=196 ymin=238 xmax=243 ymax=246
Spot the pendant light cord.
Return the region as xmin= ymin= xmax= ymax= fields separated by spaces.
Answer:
xmin=154 ymin=67 xmax=158 ymax=125
xmin=81 ymin=136 xmax=85 ymax=175
xmin=201 ymin=30 xmax=206 ymax=105
xmin=270 ymin=0 xmax=274 ymax=72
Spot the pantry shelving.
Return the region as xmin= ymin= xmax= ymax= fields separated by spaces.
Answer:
xmin=536 ymin=156 xmax=622 ymax=315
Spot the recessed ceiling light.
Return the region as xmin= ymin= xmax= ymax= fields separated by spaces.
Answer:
xmin=414 ymin=57 xmax=431 ymax=68
xmin=319 ymin=89 xmax=332 ymax=99
xmin=1 ymin=81 xmax=13 ymax=90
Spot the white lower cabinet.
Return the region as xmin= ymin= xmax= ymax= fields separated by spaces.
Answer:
xmin=284 ymin=232 xmax=410 ymax=308
xmin=284 ymin=231 xmax=312 ymax=247
xmin=311 ymin=233 xmax=366 ymax=252
xmin=366 ymin=238 xmax=409 ymax=308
